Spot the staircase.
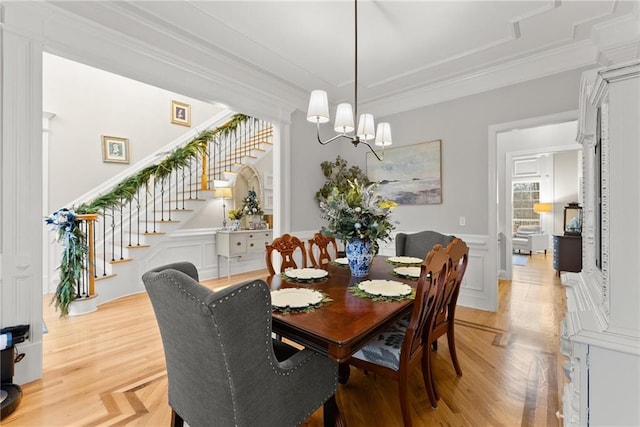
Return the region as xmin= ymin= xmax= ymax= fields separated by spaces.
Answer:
xmin=49 ymin=112 xmax=274 ymax=315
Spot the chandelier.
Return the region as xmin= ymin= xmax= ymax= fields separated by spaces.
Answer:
xmin=306 ymin=0 xmax=392 ymax=161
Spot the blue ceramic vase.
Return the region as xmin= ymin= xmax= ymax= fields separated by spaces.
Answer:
xmin=346 ymin=237 xmax=374 ymax=277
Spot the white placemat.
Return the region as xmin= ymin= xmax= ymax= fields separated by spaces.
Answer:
xmin=393 ymin=266 xmax=421 ymax=278
xmin=283 ymin=268 xmax=328 ymax=280
xmin=388 ymin=256 xmax=423 ymax=265
xmin=357 ymin=280 xmax=412 ymax=297
xmin=271 ymin=288 xmax=323 ymax=308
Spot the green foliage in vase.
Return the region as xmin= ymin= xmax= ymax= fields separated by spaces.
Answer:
xmin=315 ymin=156 xmax=370 ymax=204
xmin=319 ymin=179 xmax=397 ymax=254
xmin=228 ymin=209 xmax=244 ymax=220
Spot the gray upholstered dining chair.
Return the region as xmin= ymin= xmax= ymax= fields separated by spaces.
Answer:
xmin=142 ymin=262 xmax=341 ymax=427
xmin=395 ymin=230 xmax=455 ymax=260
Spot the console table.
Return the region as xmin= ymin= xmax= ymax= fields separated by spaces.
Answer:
xmin=216 ymin=230 xmax=273 ymax=279
xmin=553 ymin=235 xmax=582 ymax=276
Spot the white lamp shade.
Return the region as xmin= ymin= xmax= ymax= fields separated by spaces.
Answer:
xmin=307 ymin=90 xmax=330 ymax=123
xmin=213 ymin=187 xmax=232 ymax=199
xmin=334 ymin=103 xmax=354 ymax=133
xmin=374 ymin=122 xmax=392 ymax=147
xmin=356 ymin=114 xmax=375 ymax=141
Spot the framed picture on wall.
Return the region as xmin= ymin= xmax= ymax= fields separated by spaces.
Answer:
xmin=171 ymin=100 xmax=191 ymax=127
xmin=366 ymin=139 xmax=442 ymax=205
xmin=102 ymin=135 xmax=130 ymax=164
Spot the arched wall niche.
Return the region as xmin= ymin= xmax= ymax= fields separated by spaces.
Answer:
xmin=233 ymin=164 xmax=263 ymax=212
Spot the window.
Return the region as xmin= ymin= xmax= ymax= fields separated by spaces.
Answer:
xmin=512 ymin=181 xmax=540 ymax=233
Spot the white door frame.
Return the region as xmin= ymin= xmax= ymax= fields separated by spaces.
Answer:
xmin=488 ymin=110 xmax=578 ymax=289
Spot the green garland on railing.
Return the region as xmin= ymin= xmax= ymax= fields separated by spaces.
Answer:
xmin=47 ymin=113 xmax=251 ymax=317
xmin=77 ymin=113 xmax=250 ymax=214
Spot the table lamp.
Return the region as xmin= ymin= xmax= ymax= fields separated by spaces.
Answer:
xmin=533 ymin=202 xmax=552 ymax=214
xmin=213 ymin=187 xmax=233 ymax=229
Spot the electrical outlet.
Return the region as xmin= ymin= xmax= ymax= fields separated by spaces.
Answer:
xmin=459 ymin=216 xmax=466 ymax=226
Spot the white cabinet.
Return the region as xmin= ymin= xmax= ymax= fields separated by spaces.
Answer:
xmin=216 ymin=230 xmax=273 ymax=278
xmin=561 ymin=60 xmax=640 ymax=426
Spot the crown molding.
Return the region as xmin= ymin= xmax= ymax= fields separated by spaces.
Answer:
xmin=366 ymin=40 xmax=598 ymax=118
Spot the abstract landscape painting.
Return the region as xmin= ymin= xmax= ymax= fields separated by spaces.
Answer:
xmin=367 ymin=140 xmax=442 ymax=205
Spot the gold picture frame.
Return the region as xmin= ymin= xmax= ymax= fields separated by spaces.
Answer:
xmin=171 ymin=100 xmax=191 ymax=127
xmin=102 ymin=135 xmax=130 ymax=164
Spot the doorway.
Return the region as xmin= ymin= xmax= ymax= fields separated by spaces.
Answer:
xmin=496 ymin=120 xmax=582 ymax=281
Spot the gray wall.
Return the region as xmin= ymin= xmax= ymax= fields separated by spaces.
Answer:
xmin=289 ymin=67 xmax=590 ymax=236
xmin=43 ymin=53 xmax=224 ymax=211
xmin=289 ymin=110 xmax=341 ymax=232
xmin=553 ymin=150 xmax=581 ymax=234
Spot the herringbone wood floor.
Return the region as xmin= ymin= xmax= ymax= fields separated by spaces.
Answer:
xmin=3 ymin=254 xmax=565 ymax=426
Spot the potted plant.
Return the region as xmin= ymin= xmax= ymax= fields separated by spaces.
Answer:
xmin=319 ymin=180 xmax=397 ymax=277
xmin=228 ymin=209 xmax=243 ymax=231
xmin=242 ymin=189 xmax=264 ymax=229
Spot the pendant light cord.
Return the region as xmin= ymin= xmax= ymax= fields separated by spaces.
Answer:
xmin=354 ymin=0 xmax=358 ymax=121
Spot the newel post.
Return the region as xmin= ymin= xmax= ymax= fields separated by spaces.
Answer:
xmin=201 ymin=152 xmax=208 ymax=190
xmin=76 ymin=213 xmax=98 ymax=296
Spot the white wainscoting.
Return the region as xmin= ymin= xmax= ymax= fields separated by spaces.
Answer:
xmin=142 ymin=228 xmax=268 ymax=283
xmin=137 ymin=229 xmax=495 ymax=312
xmin=141 ymin=229 xmax=216 ymax=281
xmin=299 ymin=229 xmax=495 ymax=312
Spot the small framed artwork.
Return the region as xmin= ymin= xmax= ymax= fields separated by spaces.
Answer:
xmin=102 ymin=136 xmax=130 ymax=164
xmin=171 ymin=100 xmax=191 ymax=127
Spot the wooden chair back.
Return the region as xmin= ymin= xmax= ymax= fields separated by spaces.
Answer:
xmin=402 ymin=244 xmax=449 ymax=365
xmin=344 ymin=244 xmax=450 ymax=424
xmin=428 ymin=237 xmax=469 ymax=400
xmin=433 ymin=238 xmax=468 ymax=325
xmin=307 ymin=232 xmax=338 ymax=269
xmin=265 ymin=233 xmax=307 ymax=275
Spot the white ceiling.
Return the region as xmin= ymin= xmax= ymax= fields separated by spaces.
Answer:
xmin=37 ymin=1 xmax=640 ymax=118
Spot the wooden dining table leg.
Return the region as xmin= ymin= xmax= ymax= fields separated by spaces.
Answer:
xmin=324 ymin=395 xmax=346 ymax=427
xmin=338 ymin=362 xmax=351 ymax=384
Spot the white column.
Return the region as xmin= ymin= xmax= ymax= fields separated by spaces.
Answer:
xmin=1 ymin=12 xmax=45 ymax=383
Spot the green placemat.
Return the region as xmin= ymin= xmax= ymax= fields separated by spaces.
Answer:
xmin=280 ymin=272 xmax=330 ymax=283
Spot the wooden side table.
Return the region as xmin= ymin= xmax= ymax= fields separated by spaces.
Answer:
xmin=216 ymin=230 xmax=273 ymax=279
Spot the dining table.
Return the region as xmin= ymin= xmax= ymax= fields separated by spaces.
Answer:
xmin=266 ymin=256 xmax=420 ymax=363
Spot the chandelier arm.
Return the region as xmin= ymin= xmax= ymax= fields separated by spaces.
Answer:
xmin=315 ymin=126 xmax=352 ymax=145
xmin=360 ymin=140 xmax=384 ymax=161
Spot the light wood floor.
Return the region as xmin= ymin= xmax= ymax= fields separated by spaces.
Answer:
xmin=4 ymin=254 xmax=566 ymax=426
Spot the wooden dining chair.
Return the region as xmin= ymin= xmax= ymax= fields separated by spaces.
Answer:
xmin=342 ymin=245 xmax=450 ymax=426
xmin=265 ymin=233 xmax=307 ymax=275
xmin=307 ymin=232 xmax=338 ymax=269
xmin=427 ymin=237 xmax=469 ymax=402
